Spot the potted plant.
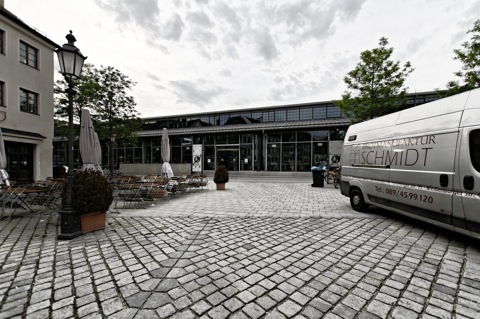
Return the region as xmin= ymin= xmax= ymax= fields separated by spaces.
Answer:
xmin=213 ymin=164 xmax=229 ymax=190
xmin=63 ymin=169 xmax=113 ymax=233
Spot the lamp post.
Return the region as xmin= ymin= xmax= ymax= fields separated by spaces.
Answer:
xmin=110 ymin=133 xmax=116 ymax=178
xmin=56 ymin=31 xmax=87 ymax=240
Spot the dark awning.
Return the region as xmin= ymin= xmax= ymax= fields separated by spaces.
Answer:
xmin=1 ymin=128 xmax=46 ymax=140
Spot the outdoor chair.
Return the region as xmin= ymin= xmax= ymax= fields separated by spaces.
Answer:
xmin=0 ymin=186 xmax=28 ymax=218
xmin=198 ymin=174 xmax=209 ymax=190
xmin=147 ymin=188 xmax=169 ymax=201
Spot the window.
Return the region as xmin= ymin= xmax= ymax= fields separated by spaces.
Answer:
xmin=282 ymin=132 xmax=295 ymax=142
xmin=19 ymin=88 xmax=38 ymax=114
xmin=0 ymin=29 xmax=4 ymax=54
xmin=275 ymin=109 xmax=286 ymax=121
xmin=0 ymin=81 xmax=4 ymax=106
xmin=299 ymin=108 xmax=312 ymax=120
xmin=327 ymin=106 xmax=342 ymax=118
xmin=267 ymin=133 xmax=281 ymax=143
xmin=313 ymin=106 xmax=326 ymax=119
xmin=20 ymin=41 xmax=38 ymax=68
xmin=251 ymin=112 xmax=263 ymax=122
xmin=470 ymin=130 xmax=480 ymax=173
xmin=287 ymin=108 xmax=299 ymax=121
xmin=263 ymin=110 xmax=274 ymax=122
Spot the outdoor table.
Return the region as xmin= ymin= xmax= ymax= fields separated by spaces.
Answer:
xmin=0 ymin=187 xmax=49 ymax=218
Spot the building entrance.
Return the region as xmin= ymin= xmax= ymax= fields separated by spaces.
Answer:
xmin=216 ymin=146 xmax=239 ymax=171
xmin=5 ymin=142 xmax=34 ymax=183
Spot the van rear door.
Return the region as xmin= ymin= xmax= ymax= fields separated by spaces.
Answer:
xmin=456 ymin=127 xmax=480 ymax=234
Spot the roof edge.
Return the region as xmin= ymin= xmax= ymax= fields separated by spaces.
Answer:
xmin=0 ymin=7 xmax=60 ymax=48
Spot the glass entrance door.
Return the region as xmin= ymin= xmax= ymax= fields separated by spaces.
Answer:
xmin=216 ymin=146 xmax=239 ymax=171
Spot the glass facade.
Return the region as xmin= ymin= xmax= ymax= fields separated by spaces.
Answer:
xmin=135 ymin=128 xmax=347 ymax=172
xmin=53 ymin=92 xmax=440 ymax=173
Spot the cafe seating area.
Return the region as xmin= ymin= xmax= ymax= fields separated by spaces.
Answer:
xmin=0 ymin=178 xmax=66 ymax=219
xmin=111 ymin=174 xmax=209 ymax=211
xmin=0 ymin=173 xmax=209 ymax=218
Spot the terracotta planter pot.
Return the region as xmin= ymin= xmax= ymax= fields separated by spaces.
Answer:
xmin=216 ymin=183 xmax=226 ymax=190
xmin=80 ymin=211 xmax=106 ymax=233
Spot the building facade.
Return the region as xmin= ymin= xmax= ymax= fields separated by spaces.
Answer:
xmin=99 ymin=92 xmax=439 ymax=175
xmin=0 ymin=2 xmax=58 ymax=182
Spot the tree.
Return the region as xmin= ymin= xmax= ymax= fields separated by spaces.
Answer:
xmin=442 ymin=19 xmax=480 ymax=96
xmin=54 ymin=64 xmax=142 ymax=146
xmin=54 ymin=63 xmax=101 ymax=138
xmin=336 ymin=37 xmax=414 ymax=123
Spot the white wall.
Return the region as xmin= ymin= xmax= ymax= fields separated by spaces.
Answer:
xmin=0 ymin=10 xmax=56 ymax=180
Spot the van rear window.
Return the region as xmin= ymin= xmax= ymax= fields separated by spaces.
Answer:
xmin=470 ymin=130 xmax=480 ymax=172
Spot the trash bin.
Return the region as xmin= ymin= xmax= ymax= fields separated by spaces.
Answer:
xmin=311 ymin=169 xmax=325 ymax=187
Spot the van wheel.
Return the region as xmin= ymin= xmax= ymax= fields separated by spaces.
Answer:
xmin=350 ymin=189 xmax=368 ymax=212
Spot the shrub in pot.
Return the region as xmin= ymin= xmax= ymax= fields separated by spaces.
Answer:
xmin=213 ymin=165 xmax=229 ymax=190
xmin=63 ymin=169 xmax=113 ymax=233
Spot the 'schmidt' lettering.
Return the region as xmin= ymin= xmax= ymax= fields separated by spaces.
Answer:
xmin=404 ymin=149 xmax=418 ymax=166
xmin=375 ymin=151 xmax=385 ymax=164
xmin=357 ymin=147 xmax=433 ymax=167
xmin=386 ymin=151 xmax=399 ymax=166
xmin=353 ymin=135 xmax=436 ymax=167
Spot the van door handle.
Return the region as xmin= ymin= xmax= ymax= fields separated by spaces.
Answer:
xmin=463 ymin=176 xmax=474 ymax=190
xmin=440 ymin=174 xmax=449 ymax=187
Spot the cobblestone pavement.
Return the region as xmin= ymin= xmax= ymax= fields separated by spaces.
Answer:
xmin=1 ymin=178 xmax=480 ymax=318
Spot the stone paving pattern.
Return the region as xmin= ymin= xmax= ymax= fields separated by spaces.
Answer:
xmin=1 ymin=178 xmax=480 ymax=318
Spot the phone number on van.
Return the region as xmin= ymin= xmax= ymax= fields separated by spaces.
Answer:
xmin=374 ymin=187 xmax=434 ymax=203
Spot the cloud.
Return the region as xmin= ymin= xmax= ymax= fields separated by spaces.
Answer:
xmin=147 ymin=73 xmax=161 ymax=82
xmin=170 ymin=79 xmax=226 ymax=106
xmin=186 ymin=11 xmax=218 ymax=54
xmin=186 ymin=11 xmax=213 ymax=28
xmin=94 ymin=0 xmax=160 ymax=32
xmin=270 ymin=71 xmax=320 ymax=101
xmin=214 ymin=2 xmax=243 ymax=43
xmin=254 ymin=28 xmax=279 ymax=61
xmin=269 ymin=52 xmax=352 ymax=102
xmin=161 ymin=13 xmax=185 ymax=41
xmin=334 ymin=0 xmax=368 ymax=20
xmin=260 ymin=0 xmax=367 ymax=45
xmin=219 ymin=69 xmax=232 ymax=77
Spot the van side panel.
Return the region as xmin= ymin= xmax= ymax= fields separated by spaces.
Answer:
xmin=342 ymin=88 xmax=480 ymax=238
xmin=345 ymin=131 xmax=457 ymax=217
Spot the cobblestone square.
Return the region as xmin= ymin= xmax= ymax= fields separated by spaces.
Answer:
xmin=1 ymin=177 xmax=479 ymax=318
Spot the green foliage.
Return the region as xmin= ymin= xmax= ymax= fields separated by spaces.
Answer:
xmin=336 ymin=37 xmax=414 ymax=123
xmin=63 ymin=170 xmax=113 ymax=214
xmin=213 ymin=165 xmax=229 ymax=184
xmin=54 ymin=63 xmax=142 ymax=146
xmin=441 ymin=19 xmax=480 ymax=97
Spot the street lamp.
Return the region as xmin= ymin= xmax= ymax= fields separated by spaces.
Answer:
xmin=56 ymin=31 xmax=87 ymax=240
xmin=110 ymin=133 xmax=116 ymax=178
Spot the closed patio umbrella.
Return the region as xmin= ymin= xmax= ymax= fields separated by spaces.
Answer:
xmin=94 ymin=132 xmax=103 ymax=173
xmin=0 ymin=128 xmax=9 ymax=186
xmin=161 ymin=128 xmax=174 ymax=178
xmin=79 ymin=108 xmax=97 ymax=171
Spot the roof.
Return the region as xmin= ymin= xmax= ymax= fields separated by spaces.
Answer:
xmin=141 ymin=91 xmax=439 ymax=121
xmin=0 ymin=7 xmax=59 ymax=48
xmin=138 ymin=117 xmax=351 ymax=137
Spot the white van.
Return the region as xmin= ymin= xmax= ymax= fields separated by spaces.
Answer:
xmin=341 ymin=88 xmax=480 ymax=239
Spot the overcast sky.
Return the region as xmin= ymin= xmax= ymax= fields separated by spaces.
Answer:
xmin=6 ymin=0 xmax=480 ymax=118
